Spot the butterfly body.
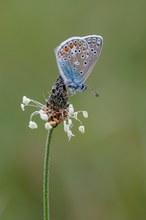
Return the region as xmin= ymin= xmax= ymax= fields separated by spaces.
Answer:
xmin=55 ymin=35 xmax=103 ymax=93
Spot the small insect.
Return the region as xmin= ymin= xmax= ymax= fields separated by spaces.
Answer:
xmin=55 ymin=35 xmax=103 ymax=94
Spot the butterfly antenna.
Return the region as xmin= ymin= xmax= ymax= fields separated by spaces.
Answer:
xmin=87 ymin=85 xmax=100 ymax=98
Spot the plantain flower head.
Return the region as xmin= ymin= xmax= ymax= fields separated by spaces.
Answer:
xmin=21 ymin=76 xmax=88 ymax=140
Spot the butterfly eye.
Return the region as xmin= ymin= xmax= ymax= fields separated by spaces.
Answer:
xmin=81 ymin=84 xmax=87 ymax=91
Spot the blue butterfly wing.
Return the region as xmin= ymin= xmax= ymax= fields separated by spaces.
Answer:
xmin=55 ymin=35 xmax=103 ymax=90
xmin=57 ymin=58 xmax=83 ymax=83
xmin=55 ymin=36 xmax=86 ymax=85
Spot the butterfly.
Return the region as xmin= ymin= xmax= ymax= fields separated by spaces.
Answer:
xmin=55 ymin=35 xmax=103 ymax=94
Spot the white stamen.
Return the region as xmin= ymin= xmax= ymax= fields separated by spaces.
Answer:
xmin=83 ymin=111 xmax=88 ymax=118
xmin=23 ymin=96 xmax=30 ymax=105
xmin=30 ymin=111 xmax=40 ymax=120
xmin=64 ymin=121 xmax=69 ymax=132
xmin=63 ymin=120 xmax=67 ymax=130
xmin=67 ymin=129 xmax=75 ymax=141
xmin=39 ymin=110 xmax=48 ymax=121
xmin=21 ymin=104 xmax=25 ymax=111
xmin=79 ymin=125 xmax=85 ymax=134
xmin=68 ymin=119 xmax=72 ymax=127
xmin=21 ymin=94 xmax=87 ymax=140
xmin=30 ymin=100 xmax=44 ymax=108
xmin=45 ymin=122 xmax=52 ymax=130
xmin=29 ymin=121 xmax=38 ymax=129
xmin=73 ymin=112 xmax=78 ymax=119
xmin=68 ymin=104 xmax=74 ymax=115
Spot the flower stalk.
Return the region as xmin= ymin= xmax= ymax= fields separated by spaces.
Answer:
xmin=43 ymin=127 xmax=53 ymax=220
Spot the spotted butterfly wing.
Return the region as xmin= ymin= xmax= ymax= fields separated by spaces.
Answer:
xmin=55 ymin=35 xmax=103 ymax=93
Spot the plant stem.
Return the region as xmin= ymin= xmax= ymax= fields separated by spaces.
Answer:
xmin=43 ymin=128 xmax=53 ymax=220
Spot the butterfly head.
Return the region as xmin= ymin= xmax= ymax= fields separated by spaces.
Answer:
xmin=66 ymin=81 xmax=87 ymax=94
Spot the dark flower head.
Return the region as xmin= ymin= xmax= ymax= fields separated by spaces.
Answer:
xmin=45 ymin=76 xmax=69 ymax=126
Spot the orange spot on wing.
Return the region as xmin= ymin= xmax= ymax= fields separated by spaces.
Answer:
xmin=64 ymin=46 xmax=69 ymax=52
xmin=69 ymin=43 xmax=74 ymax=49
xmin=73 ymin=41 xmax=78 ymax=46
xmin=79 ymin=41 xmax=82 ymax=46
xmin=59 ymin=50 xmax=65 ymax=57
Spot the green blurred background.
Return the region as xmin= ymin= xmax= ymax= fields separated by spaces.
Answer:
xmin=0 ymin=0 xmax=146 ymax=219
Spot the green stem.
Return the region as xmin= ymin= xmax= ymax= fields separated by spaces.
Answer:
xmin=43 ymin=128 xmax=53 ymax=220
